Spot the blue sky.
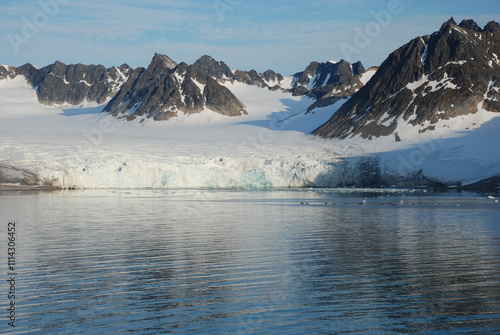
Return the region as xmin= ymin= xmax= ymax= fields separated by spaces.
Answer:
xmin=1 ymin=0 xmax=499 ymax=75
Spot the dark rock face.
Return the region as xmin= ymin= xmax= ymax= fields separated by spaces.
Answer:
xmin=0 ymin=164 xmax=41 ymax=186
xmin=2 ymin=52 xmax=370 ymax=121
xmin=191 ymin=55 xmax=367 ymax=98
xmin=192 ymin=55 xmax=285 ymax=90
xmin=262 ymin=69 xmax=283 ymax=83
xmin=459 ymin=176 xmax=500 ymax=190
xmin=10 ymin=61 xmax=133 ymax=106
xmin=313 ymin=19 xmax=500 ymax=139
xmin=232 ymin=69 xmax=285 ymax=89
xmin=285 ymin=59 xmax=369 ymax=112
xmin=104 ymin=54 xmax=247 ymax=121
xmin=290 ymin=60 xmax=366 ymax=97
xmin=0 ymin=65 xmax=17 ymax=80
xmin=193 ymin=55 xmax=233 ymax=80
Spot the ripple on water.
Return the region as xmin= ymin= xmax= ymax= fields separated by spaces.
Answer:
xmin=1 ymin=189 xmax=499 ymax=334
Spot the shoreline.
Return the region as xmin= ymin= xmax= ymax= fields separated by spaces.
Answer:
xmin=1 ymin=184 xmax=498 ymax=193
xmin=0 ymin=184 xmax=62 ymax=191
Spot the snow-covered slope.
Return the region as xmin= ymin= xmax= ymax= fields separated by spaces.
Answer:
xmin=379 ymin=115 xmax=500 ymax=187
xmin=359 ymin=68 xmax=377 ymax=85
xmin=1 ymin=77 xmax=363 ymax=189
xmin=0 ymin=76 xmax=54 ymax=118
xmin=348 ymin=104 xmax=500 ymax=187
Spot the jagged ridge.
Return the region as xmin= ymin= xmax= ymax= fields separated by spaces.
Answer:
xmin=0 ymin=62 xmax=132 ymax=106
xmin=0 ymin=53 xmax=369 ymax=121
xmin=103 ymin=53 xmax=247 ymax=121
xmin=193 ymin=55 xmax=285 ymax=90
xmin=290 ymin=59 xmax=365 ymax=97
xmin=313 ymin=18 xmax=500 ymax=139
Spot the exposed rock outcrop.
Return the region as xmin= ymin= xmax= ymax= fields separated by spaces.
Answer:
xmin=103 ymin=54 xmax=247 ymax=121
xmin=4 ymin=61 xmax=132 ymax=106
xmin=313 ymin=18 xmax=500 ymax=139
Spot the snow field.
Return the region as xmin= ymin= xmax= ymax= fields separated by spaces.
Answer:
xmin=1 ymin=76 xmax=499 ymax=188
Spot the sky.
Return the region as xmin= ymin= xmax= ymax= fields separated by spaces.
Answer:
xmin=1 ymin=0 xmax=499 ymax=75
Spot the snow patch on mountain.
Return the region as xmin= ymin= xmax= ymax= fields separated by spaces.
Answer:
xmin=359 ymin=69 xmax=377 ymax=85
xmin=0 ymin=76 xmax=56 ymax=118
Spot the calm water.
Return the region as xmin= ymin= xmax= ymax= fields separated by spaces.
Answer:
xmin=1 ymin=189 xmax=499 ymax=334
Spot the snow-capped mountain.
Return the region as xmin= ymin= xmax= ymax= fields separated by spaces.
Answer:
xmin=103 ymin=53 xmax=248 ymax=121
xmin=0 ymin=61 xmax=132 ymax=107
xmin=0 ymin=53 xmax=370 ymax=122
xmin=192 ymin=55 xmax=234 ymax=80
xmin=102 ymin=53 xmax=371 ymax=122
xmin=192 ymin=55 xmax=285 ymax=90
xmin=232 ymin=68 xmax=285 ymax=90
xmin=313 ymin=18 xmax=500 ymax=139
xmin=192 ymin=55 xmax=369 ymax=97
xmin=290 ymin=59 xmax=366 ymax=97
xmin=290 ymin=60 xmax=376 ymax=113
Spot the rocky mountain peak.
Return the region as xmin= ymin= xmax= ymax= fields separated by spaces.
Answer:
xmin=192 ymin=55 xmax=233 ymax=79
xmin=290 ymin=59 xmax=367 ymax=99
xmin=151 ymin=53 xmax=177 ymax=70
xmin=104 ymin=53 xmax=247 ymax=121
xmin=3 ymin=60 xmax=133 ymax=106
xmin=313 ymin=18 xmax=500 ymax=139
xmin=0 ymin=64 xmax=18 ymax=80
xmin=440 ymin=17 xmax=457 ymax=31
xmin=484 ymin=20 xmax=500 ymax=32
xmin=262 ymin=69 xmax=284 ymax=83
xmin=191 ymin=55 xmax=287 ymax=90
xmin=351 ymin=61 xmax=365 ymax=76
xmin=458 ymin=19 xmax=481 ymax=32
xmin=189 ymin=55 xmax=365 ymax=101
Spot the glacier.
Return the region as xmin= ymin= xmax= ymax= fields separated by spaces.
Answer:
xmin=1 ymin=77 xmax=500 ymax=190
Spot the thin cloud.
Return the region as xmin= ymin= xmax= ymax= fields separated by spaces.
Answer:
xmin=1 ymin=0 xmax=499 ymax=75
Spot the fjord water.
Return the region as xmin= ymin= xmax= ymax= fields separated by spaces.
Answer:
xmin=1 ymin=189 xmax=499 ymax=334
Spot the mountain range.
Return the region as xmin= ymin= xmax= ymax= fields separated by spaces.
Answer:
xmin=0 ymin=52 xmax=370 ymax=121
xmin=0 ymin=61 xmax=132 ymax=106
xmin=1 ymin=18 xmax=498 ymax=137
xmin=4 ymin=18 xmax=499 ymax=142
